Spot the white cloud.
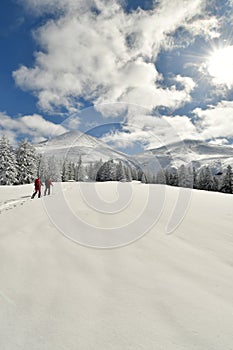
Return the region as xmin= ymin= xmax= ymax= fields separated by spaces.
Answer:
xmin=101 ymin=109 xmax=200 ymax=150
xmin=14 ymin=0 xmax=207 ymax=114
xmin=0 ymin=113 xmax=67 ymax=144
xmin=184 ymin=17 xmax=220 ymax=39
xmin=194 ymin=101 xmax=233 ymax=139
xmin=208 ymin=138 xmax=230 ymax=146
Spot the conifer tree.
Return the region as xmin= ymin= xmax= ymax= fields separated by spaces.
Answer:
xmin=125 ymin=166 xmax=132 ymax=182
xmin=76 ymin=162 xmax=86 ymax=181
xmin=212 ymin=176 xmax=219 ymax=192
xmin=62 ymin=159 xmax=69 ymax=182
xmin=193 ymin=167 xmax=198 ymax=189
xmin=178 ymin=165 xmax=187 ymax=187
xmin=156 ymin=169 xmax=166 ymax=184
xmin=75 ymin=156 xmax=86 ymax=181
xmin=131 ymin=167 xmax=138 ymax=181
xmin=165 ymin=168 xmax=178 ymax=186
xmin=0 ymin=136 xmax=18 ymax=185
xmin=141 ymin=173 xmax=147 ymax=183
xmin=86 ymin=162 xmax=95 ymax=181
xmin=16 ymin=139 xmax=37 ymax=184
xmin=46 ymin=156 xmax=61 ymax=181
xmin=116 ymin=161 xmax=126 ymax=181
xmin=221 ymin=165 xmax=233 ymax=193
xmin=108 ymin=160 xmax=117 ymax=181
xmin=96 ymin=161 xmax=109 ymax=181
xmin=198 ymin=166 xmax=213 ymax=191
xmin=204 ymin=166 xmax=214 ymax=191
xmin=67 ymin=162 xmax=75 ymax=181
xmin=137 ymin=168 xmax=144 ymax=181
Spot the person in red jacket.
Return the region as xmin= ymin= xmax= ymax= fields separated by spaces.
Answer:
xmin=31 ymin=177 xmax=42 ymax=199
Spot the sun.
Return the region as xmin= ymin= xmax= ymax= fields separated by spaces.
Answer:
xmin=207 ymin=45 xmax=233 ymax=88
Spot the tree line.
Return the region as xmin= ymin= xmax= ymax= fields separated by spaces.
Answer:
xmin=0 ymin=136 xmax=38 ymax=185
xmin=0 ymin=135 xmax=232 ymax=194
xmin=144 ymin=164 xmax=233 ymax=194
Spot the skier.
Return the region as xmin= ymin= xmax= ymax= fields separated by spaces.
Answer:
xmin=31 ymin=177 xmax=42 ymax=199
xmin=44 ymin=178 xmax=53 ymax=196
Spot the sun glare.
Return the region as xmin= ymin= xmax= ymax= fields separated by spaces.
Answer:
xmin=207 ymin=46 xmax=233 ymax=87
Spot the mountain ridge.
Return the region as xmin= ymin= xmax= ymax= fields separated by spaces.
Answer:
xmin=35 ymin=131 xmax=233 ymax=173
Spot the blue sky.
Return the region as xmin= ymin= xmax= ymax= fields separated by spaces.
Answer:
xmin=0 ymin=0 xmax=233 ymax=153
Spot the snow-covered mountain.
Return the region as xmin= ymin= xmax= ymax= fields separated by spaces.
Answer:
xmin=133 ymin=139 xmax=233 ymax=173
xmin=36 ymin=132 xmax=233 ymax=173
xmin=36 ymin=130 xmax=135 ymax=166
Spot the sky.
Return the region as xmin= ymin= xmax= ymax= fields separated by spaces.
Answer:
xmin=0 ymin=0 xmax=233 ymax=153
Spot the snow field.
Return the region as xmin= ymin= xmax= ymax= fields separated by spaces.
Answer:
xmin=0 ymin=182 xmax=233 ymax=350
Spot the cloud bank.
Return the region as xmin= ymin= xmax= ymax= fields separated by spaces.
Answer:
xmin=14 ymin=0 xmax=213 ymax=114
xmin=0 ymin=113 xmax=67 ymax=144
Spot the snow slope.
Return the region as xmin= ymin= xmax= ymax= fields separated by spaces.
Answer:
xmin=0 ymin=183 xmax=233 ymax=349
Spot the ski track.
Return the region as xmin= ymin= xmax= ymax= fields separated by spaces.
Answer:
xmin=0 ymin=191 xmax=59 ymax=214
xmin=0 ymin=196 xmax=31 ymax=214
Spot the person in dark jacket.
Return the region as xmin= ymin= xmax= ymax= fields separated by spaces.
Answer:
xmin=44 ymin=178 xmax=53 ymax=196
xmin=31 ymin=177 xmax=42 ymax=199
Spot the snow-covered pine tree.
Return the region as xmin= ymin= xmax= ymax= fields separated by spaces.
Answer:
xmin=204 ymin=166 xmax=214 ymax=191
xmin=144 ymin=170 xmax=154 ymax=183
xmin=86 ymin=162 xmax=95 ymax=181
xmin=62 ymin=159 xmax=69 ymax=182
xmin=0 ymin=136 xmax=18 ymax=185
xmin=212 ymin=176 xmax=219 ymax=192
xmin=96 ymin=161 xmax=108 ymax=181
xmin=46 ymin=156 xmax=61 ymax=181
xmin=197 ymin=167 xmax=206 ymax=190
xmin=75 ymin=156 xmax=86 ymax=181
xmin=125 ymin=165 xmax=133 ymax=182
xmin=156 ymin=169 xmax=166 ymax=184
xmin=67 ymin=161 xmax=75 ymax=181
xmin=197 ymin=166 xmax=214 ymax=191
xmin=36 ymin=153 xmax=42 ymax=177
xmin=221 ymin=165 xmax=233 ymax=194
xmin=131 ymin=167 xmax=138 ymax=181
xmin=116 ymin=161 xmax=126 ymax=181
xmin=178 ymin=164 xmax=193 ymax=188
xmin=165 ymin=168 xmax=178 ymax=186
xmin=96 ymin=160 xmax=115 ymax=181
xmin=137 ymin=168 xmax=144 ymax=181
xmin=170 ymin=168 xmax=179 ymax=186
xmin=38 ymin=156 xmax=49 ymax=180
xmin=178 ymin=165 xmax=187 ymax=187
xmin=152 ymin=174 xmax=156 ymax=184
xmin=16 ymin=139 xmax=37 ymax=184
xmin=165 ymin=169 xmax=171 ymax=185
xmin=192 ymin=167 xmax=198 ymax=189
xmin=141 ymin=173 xmax=147 ymax=183
xmin=108 ymin=160 xmax=117 ymax=181
xmin=76 ymin=162 xmax=86 ymax=181
xmin=93 ymin=159 xmax=103 ymax=181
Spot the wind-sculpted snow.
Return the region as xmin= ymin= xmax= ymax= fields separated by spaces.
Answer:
xmin=1 ymin=183 xmax=233 ymax=349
